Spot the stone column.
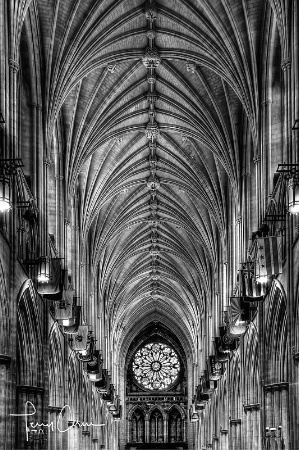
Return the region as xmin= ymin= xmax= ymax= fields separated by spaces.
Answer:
xmin=229 ymin=419 xmax=241 ymax=450
xmin=127 ymin=417 xmax=131 ymax=443
xmin=263 ymin=383 xmax=289 ymax=450
xmin=213 ymin=435 xmax=219 ymax=450
xmin=281 ymin=58 xmax=292 ymax=162
xmin=253 ymin=155 xmax=261 ymax=224
xmin=8 ymin=58 xmax=19 ymax=241
xmin=15 ymin=385 xmax=31 ymax=449
xmin=264 ymin=385 xmax=273 ymax=427
xmin=0 ymin=355 xmax=11 ymax=449
xmin=164 ymin=413 xmax=168 ymax=443
xmin=183 ymin=418 xmax=187 ymax=442
xmin=280 ymin=383 xmax=289 ymax=450
xmin=260 ymin=99 xmax=272 ymax=214
xmin=55 ymin=173 xmax=64 ymax=256
xmin=145 ymin=417 xmax=149 ymax=443
xmin=243 ymin=403 xmax=261 ymax=450
xmin=220 ymin=428 xmax=228 ymax=450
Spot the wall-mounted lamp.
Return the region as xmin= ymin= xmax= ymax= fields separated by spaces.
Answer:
xmin=256 ymin=275 xmax=268 ymax=284
xmin=287 ymin=177 xmax=299 ymax=214
xmin=0 ymin=158 xmax=24 ymax=213
xmin=277 ymin=164 xmax=299 ymax=214
xmin=37 ymin=256 xmax=51 ymax=283
xmin=0 ymin=175 xmax=12 ymax=212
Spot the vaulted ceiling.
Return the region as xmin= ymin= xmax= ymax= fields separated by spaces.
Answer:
xmin=20 ymin=0 xmax=284 ymax=356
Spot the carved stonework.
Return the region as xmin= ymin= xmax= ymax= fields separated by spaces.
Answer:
xmin=142 ymin=47 xmax=161 ymax=68
xmin=150 ymin=197 xmax=158 ymax=210
xmin=253 ymin=154 xmax=261 ymax=164
xmin=149 ymin=244 xmax=160 ymax=256
xmin=281 ymin=57 xmax=291 ymax=72
xmin=107 ymin=63 xmax=117 ymax=73
xmin=147 ymin=30 xmax=156 ymax=40
xmin=186 ymin=61 xmax=196 ymax=73
xmin=147 ymin=90 xmax=157 ymax=104
xmin=147 ymin=174 xmax=160 ymax=190
xmin=151 ymin=229 xmax=158 ymax=243
xmin=243 ymin=403 xmax=260 ymax=413
xmin=150 ymin=271 xmax=160 ymax=280
xmin=263 ymin=382 xmax=289 ymax=392
xmin=149 ymin=155 xmax=158 ymax=171
xmin=145 ymin=0 xmax=157 ymax=21
xmin=145 ymin=121 xmax=160 ymax=140
xmin=230 ymin=419 xmax=241 ymax=425
xmin=147 ymin=74 xmax=156 ymax=84
xmin=8 ymin=58 xmax=19 ymax=73
xmin=148 ymin=108 xmax=156 ymax=121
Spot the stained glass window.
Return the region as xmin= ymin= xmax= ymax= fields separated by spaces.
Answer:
xmin=132 ymin=342 xmax=180 ymax=390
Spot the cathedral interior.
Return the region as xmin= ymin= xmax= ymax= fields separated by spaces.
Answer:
xmin=0 ymin=0 xmax=299 ymax=449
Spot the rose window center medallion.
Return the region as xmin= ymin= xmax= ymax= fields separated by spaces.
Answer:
xmin=132 ymin=342 xmax=180 ymax=390
xmin=151 ymin=361 xmax=161 ymax=371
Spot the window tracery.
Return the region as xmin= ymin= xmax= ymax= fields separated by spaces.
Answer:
xmin=132 ymin=342 xmax=180 ymax=390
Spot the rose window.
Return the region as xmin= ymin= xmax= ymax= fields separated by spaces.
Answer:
xmin=132 ymin=342 xmax=180 ymax=390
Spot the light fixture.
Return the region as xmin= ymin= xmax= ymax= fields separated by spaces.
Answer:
xmin=256 ymin=275 xmax=268 ymax=284
xmin=37 ymin=256 xmax=51 ymax=282
xmin=0 ymin=175 xmax=12 ymax=212
xmin=191 ymin=411 xmax=199 ymax=422
xmin=89 ymin=373 xmax=101 ymax=381
xmin=287 ymin=177 xmax=299 ymax=214
xmin=0 ymin=158 xmax=23 ymax=212
xmin=276 ymin=164 xmax=299 ymax=215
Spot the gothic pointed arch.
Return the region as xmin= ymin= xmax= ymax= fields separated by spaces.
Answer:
xmin=17 ymin=279 xmax=43 ymax=386
xmin=130 ymin=406 xmax=145 ymax=443
xmin=49 ymin=322 xmax=65 ymax=407
xmin=168 ymin=405 xmax=184 ymax=443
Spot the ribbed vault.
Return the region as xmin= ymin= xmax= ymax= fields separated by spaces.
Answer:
xmin=24 ymin=0 xmax=274 ymax=359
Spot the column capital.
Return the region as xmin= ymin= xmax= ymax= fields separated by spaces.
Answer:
xmin=43 ymin=159 xmax=51 ymax=167
xmin=263 ymin=382 xmax=289 ymax=392
xmin=230 ymin=418 xmax=241 ymax=425
xmin=253 ymin=154 xmax=261 ymax=164
xmin=8 ymin=58 xmax=19 ymax=73
xmin=281 ymin=57 xmax=291 ymax=72
xmin=243 ymin=403 xmax=260 ymax=412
